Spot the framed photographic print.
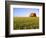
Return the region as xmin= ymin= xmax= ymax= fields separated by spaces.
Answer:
xmin=5 ymin=1 xmax=45 ymax=37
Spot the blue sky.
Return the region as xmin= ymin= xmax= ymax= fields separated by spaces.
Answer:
xmin=13 ymin=8 xmax=39 ymax=17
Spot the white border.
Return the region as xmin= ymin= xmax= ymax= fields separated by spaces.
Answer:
xmin=10 ymin=5 xmax=43 ymax=35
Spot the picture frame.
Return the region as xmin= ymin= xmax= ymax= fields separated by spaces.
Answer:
xmin=5 ymin=1 xmax=45 ymax=37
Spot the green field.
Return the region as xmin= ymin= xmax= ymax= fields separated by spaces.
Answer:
xmin=13 ymin=17 xmax=39 ymax=30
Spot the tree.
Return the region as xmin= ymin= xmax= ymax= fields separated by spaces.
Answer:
xmin=30 ymin=12 xmax=36 ymax=17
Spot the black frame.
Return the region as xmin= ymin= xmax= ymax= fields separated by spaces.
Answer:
xmin=5 ymin=1 xmax=45 ymax=37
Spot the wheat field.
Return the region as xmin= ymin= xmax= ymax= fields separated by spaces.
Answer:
xmin=13 ymin=17 xmax=39 ymax=30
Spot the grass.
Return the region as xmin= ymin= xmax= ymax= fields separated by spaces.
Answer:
xmin=13 ymin=17 xmax=39 ymax=30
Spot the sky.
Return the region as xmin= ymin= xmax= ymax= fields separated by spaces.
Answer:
xmin=13 ymin=8 xmax=39 ymax=17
